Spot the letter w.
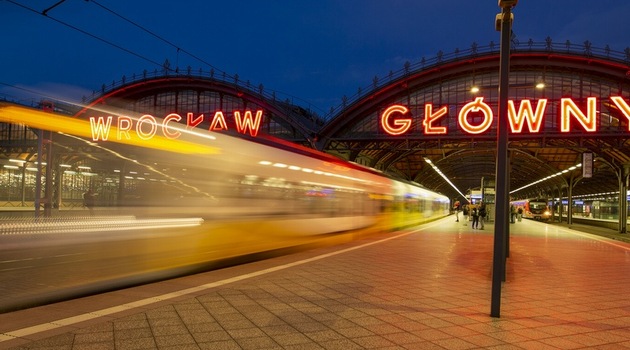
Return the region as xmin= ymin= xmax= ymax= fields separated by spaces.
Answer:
xmin=89 ymin=116 xmax=113 ymax=141
xmin=234 ymin=110 xmax=263 ymax=137
xmin=508 ymin=99 xmax=547 ymax=133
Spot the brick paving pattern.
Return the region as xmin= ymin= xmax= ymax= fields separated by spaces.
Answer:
xmin=1 ymin=217 xmax=630 ymax=349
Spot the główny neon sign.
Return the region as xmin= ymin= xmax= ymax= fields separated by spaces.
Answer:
xmin=381 ymin=97 xmax=630 ymax=135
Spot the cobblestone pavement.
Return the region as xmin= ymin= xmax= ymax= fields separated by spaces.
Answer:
xmin=1 ymin=217 xmax=630 ymax=349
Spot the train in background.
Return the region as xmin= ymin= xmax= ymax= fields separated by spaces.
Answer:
xmin=0 ymin=103 xmax=450 ymax=311
xmin=510 ymin=198 xmax=552 ymax=221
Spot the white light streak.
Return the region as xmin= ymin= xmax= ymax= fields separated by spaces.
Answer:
xmin=424 ymin=158 xmax=467 ymax=201
xmin=511 ymin=163 xmax=582 ymax=194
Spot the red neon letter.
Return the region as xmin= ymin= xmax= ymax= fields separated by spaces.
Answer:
xmin=508 ymin=99 xmax=547 ymax=133
xmin=234 ymin=110 xmax=263 ymax=137
xmin=561 ymin=97 xmax=597 ymax=132
xmin=381 ymin=105 xmax=411 ymax=135
xmin=458 ymin=98 xmax=493 ymax=134
xmin=117 ymin=116 xmax=133 ymax=140
xmin=163 ymin=113 xmax=182 ymax=139
xmin=423 ymin=104 xmax=448 ymax=135
xmin=187 ymin=112 xmax=204 ymax=130
xmin=136 ymin=115 xmax=157 ymax=140
xmin=89 ymin=116 xmax=113 ymax=141
xmin=610 ymin=96 xmax=630 ymax=130
xmin=209 ymin=111 xmax=228 ymax=132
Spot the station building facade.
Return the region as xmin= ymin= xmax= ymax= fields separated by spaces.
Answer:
xmin=1 ymin=39 xmax=630 ymax=228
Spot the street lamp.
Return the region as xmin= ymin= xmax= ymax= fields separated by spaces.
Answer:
xmin=491 ymin=0 xmax=517 ymax=319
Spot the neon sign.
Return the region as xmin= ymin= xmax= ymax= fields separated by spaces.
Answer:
xmin=90 ymin=110 xmax=264 ymax=141
xmin=380 ymin=97 xmax=630 ymax=135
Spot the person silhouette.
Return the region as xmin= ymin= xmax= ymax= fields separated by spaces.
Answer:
xmin=83 ymin=188 xmax=96 ymax=216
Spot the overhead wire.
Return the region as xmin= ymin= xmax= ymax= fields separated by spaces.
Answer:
xmin=82 ymin=0 xmax=322 ymax=113
xmin=0 ymin=81 xmax=86 ymax=106
xmin=5 ymin=0 xmax=166 ymax=69
xmin=3 ymin=0 xmax=322 ymax=113
xmin=86 ymin=0 xmax=227 ymax=76
xmin=42 ymin=0 xmax=66 ymax=16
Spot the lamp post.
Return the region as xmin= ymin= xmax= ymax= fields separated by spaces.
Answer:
xmin=491 ymin=0 xmax=517 ymax=318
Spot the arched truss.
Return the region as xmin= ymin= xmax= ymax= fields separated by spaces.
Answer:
xmin=75 ymin=76 xmax=318 ymax=145
xmin=319 ymin=46 xmax=630 ymax=201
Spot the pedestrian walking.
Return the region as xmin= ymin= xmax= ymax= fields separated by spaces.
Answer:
xmin=479 ymin=201 xmax=487 ymax=229
xmin=83 ymin=188 xmax=96 ymax=216
xmin=471 ymin=205 xmax=479 ymax=229
xmin=462 ymin=204 xmax=469 ymax=226
xmin=453 ymin=200 xmax=461 ymax=222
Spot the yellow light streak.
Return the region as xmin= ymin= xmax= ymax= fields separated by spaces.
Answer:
xmin=0 ymin=103 xmax=220 ymax=155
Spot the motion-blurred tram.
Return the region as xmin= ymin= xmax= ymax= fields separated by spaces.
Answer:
xmin=0 ymin=103 xmax=450 ymax=311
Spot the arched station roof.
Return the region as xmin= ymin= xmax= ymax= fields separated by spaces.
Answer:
xmin=317 ymin=40 xmax=630 ymax=202
xmin=76 ymin=70 xmax=322 ymax=146
xmin=22 ymin=40 xmax=629 ymax=204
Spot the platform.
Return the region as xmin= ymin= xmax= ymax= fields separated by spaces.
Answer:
xmin=2 ymin=216 xmax=630 ymax=349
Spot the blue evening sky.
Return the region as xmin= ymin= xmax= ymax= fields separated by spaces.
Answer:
xmin=1 ymin=0 xmax=628 ymax=115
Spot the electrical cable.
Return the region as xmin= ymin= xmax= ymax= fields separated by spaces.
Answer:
xmin=87 ymin=0 xmax=228 ymax=77
xmin=85 ymin=0 xmax=321 ymax=112
xmin=5 ymin=0 xmax=168 ymax=70
xmin=3 ymin=0 xmax=321 ymax=113
xmin=42 ymin=0 xmax=66 ymax=16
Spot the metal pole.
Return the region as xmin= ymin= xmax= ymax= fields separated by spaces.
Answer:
xmin=44 ymin=130 xmax=53 ymax=217
xmin=491 ymin=2 xmax=514 ymax=318
xmin=35 ymin=129 xmax=43 ymax=218
xmin=567 ymin=177 xmax=573 ymax=225
xmin=620 ymin=166 xmax=629 ymax=234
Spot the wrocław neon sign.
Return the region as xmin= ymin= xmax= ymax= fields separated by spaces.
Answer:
xmin=381 ymin=97 xmax=630 ymax=135
xmin=89 ymin=110 xmax=263 ymax=141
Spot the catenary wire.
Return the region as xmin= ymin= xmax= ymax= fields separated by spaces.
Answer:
xmin=3 ymin=0 xmax=323 ymax=113
xmin=87 ymin=0 xmax=228 ymax=77
xmin=84 ymin=0 xmax=323 ymax=113
xmin=5 ymin=0 xmax=169 ymax=71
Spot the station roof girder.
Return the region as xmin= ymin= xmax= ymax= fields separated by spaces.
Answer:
xmin=319 ymin=45 xmax=630 ymax=201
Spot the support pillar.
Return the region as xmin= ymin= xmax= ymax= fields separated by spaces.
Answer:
xmin=35 ymin=129 xmax=43 ymax=218
xmin=557 ymin=186 xmax=564 ymax=222
xmin=567 ymin=177 xmax=574 ymax=225
xmin=505 ymin=151 xmax=511 ymax=259
xmin=619 ymin=165 xmax=629 ymax=234
xmin=491 ymin=0 xmax=515 ymax=318
xmin=43 ymin=130 xmax=53 ymax=217
xmin=551 ymin=190 xmax=556 ymax=221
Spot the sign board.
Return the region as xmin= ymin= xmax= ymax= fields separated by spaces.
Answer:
xmin=89 ymin=110 xmax=264 ymax=141
xmin=380 ymin=96 xmax=630 ymax=136
xmin=582 ymin=152 xmax=593 ymax=178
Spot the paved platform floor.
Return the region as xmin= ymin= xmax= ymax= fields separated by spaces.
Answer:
xmin=1 ymin=216 xmax=630 ymax=349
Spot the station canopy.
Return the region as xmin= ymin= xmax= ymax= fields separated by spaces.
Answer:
xmin=3 ymin=39 xmax=630 ymax=203
xmin=317 ymin=40 xmax=630 ymax=202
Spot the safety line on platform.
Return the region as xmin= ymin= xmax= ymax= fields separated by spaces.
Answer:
xmin=552 ymin=225 xmax=630 ymax=252
xmin=0 ymin=219 xmax=446 ymax=343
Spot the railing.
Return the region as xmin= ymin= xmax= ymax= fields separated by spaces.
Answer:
xmin=3 ymin=39 xmax=629 ymax=125
xmin=83 ymin=66 xmax=327 ymax=124
xmin=324 ymin=39 xmax=630 ymax=121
